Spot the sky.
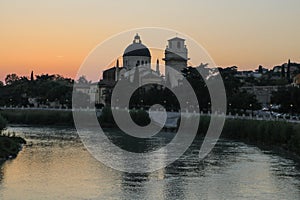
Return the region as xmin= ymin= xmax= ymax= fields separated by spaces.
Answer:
xmin=0 ymin=0 xmax=300 ymax=81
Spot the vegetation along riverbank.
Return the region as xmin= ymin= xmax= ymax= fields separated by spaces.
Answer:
xmin=0 ymin=109 xmax=74 ymax=126
xmin=197 ymin=116 xmax=300 ymax=156
xmin=1 ymin=107 xmax=300 ymax=157
xmin=0 ymin=114 xmax=26 ymax=160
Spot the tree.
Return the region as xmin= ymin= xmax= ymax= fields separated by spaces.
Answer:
xmin=287 ymin=59 xmax=291 ymax=82
xmin=0 ymin=114 xmax=7 ymax=132
xmin=5 ymin=74 xmax=19 ymax=85
xmin=77 ymin=75 xmax=89 ymax=84
xmin=258 ymin=65 xmax=263 ymax=73
xmin=271 ymin=86 xmax=300 ymax=114
xmin=30 ymin=71 xmax=34 ymax=81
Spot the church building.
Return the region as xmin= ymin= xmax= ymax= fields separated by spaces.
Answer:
xmin=96 ymin=34 xmax=189 ymax=106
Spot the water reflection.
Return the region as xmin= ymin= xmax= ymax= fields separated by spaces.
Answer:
xmin=0 ymin=126 xmax=299 ymax=199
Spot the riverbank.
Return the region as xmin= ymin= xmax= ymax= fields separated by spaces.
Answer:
xmin=197 ymin=116 xmax=300 ymax=156
xmin=1 ymin=108 xmax=300 ymax=156
xmin=99 ymin=109 xmax=300 ymax=156
xmin=0 ymin=135 xmax=26 ymax=160
xmin=0 ymin=113 xmax=27 ymax=160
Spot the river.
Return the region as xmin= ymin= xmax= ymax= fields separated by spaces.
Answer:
xmin=0 ymin=126 xmax=300 ymax=200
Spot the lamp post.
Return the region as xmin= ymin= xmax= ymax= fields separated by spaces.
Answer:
xmin=140 ymin=99 xmax=144 ymax=109
xmin=186 ymin=101 xmax=189 ymax=112
xmin=65 ymin=99 xmax=69 ymax=109
xmin=290 ymin=104 xmax=294 ymax=116
xmin=249 ymin=103 xmax=253 ymax=116
xmin=163 ymin=100 xmax=167 ymax=111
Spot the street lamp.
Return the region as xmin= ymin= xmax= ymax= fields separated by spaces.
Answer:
xmin=140 ymin=99 xmax=144 ymax=108
xmin=290 ymin=104 xmax=294 ymax=116
xmin=269 ymin=104 xmax=273 ymax=116
xmin=249 ymin=103 xmax=253 ymax=116
xmin=228 ymin=103 xmax=232 ymax=115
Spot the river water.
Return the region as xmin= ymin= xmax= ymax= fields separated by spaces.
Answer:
xmin=0 ymin=126 xmax=300 ymax=200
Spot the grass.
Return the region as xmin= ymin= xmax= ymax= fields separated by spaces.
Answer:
xmin=195 ymin=116 xmax=300 ymax=156
xmin=98 ymin=107 xmax=151 ymax=127
xmin=0 ymin=109 xmax=73 ymax=126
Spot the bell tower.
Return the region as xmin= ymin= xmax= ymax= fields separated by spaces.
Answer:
xmin=163 ymin=37 xmax=189 ymax=87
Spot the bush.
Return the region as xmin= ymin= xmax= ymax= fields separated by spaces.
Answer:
xmin=98 ymin=106 xmax=115 ymax=126
xmin=98 ymin=107 xmax=151 ymax=127
xmin=196 ymin=116 xmax=300 ymax=155
xmin=129 ymin=109 xmax=150 ymax=126
xmin=0 ymin=114 xmax=7 ymax=132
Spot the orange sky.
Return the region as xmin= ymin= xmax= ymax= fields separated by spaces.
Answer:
xmin=1 ymin=0 xmax=300 ymax=81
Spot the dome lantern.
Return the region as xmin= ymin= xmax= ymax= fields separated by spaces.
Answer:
xmin=133 ymin=33 xmax=141 ymax=44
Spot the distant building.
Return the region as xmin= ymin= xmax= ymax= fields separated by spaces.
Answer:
xmin=241 ymin=85 xmax=281 ymax=105
xmin=293 ymin=74 xmax=300 ymax=87
xmin=272 ymin=60 xmax=300 ymax=81
xmin=74 ymin=82 xmax=100 ymax=105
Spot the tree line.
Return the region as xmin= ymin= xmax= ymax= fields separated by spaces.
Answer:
xmin=0 ymin=67 xmax=299 ymax=114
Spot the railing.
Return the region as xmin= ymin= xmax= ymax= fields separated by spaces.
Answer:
xmin=0 ymin=106 xmax=299 ymax=124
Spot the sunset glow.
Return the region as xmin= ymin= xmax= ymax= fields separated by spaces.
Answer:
xmin=1 ymin=0 xmax=300 ymax=81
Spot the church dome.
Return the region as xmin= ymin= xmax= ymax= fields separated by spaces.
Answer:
xmin=123 ymin=34 xmax=151 ymax=57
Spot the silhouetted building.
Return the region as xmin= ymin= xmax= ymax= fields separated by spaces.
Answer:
xmin=163 ymin=37 xmax=189 ymax=87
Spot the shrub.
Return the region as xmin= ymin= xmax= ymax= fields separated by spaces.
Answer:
xmin=129 ymin=109 xmax=150 ymax=126
xmin=0 ymin=114 xmax=7 ymax=132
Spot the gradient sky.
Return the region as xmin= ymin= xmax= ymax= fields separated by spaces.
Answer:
xmin=0 ymin=0 xmax=300 ymax=81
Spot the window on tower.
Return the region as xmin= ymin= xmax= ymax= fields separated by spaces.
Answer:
xmin=177 ymin=41 xmax=181 ymax=49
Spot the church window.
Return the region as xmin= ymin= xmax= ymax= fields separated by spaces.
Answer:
xmin=141 ymin=61 xmax=144 ymax=65
xmin=177 ymin=41 xmax=181 ymax=49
